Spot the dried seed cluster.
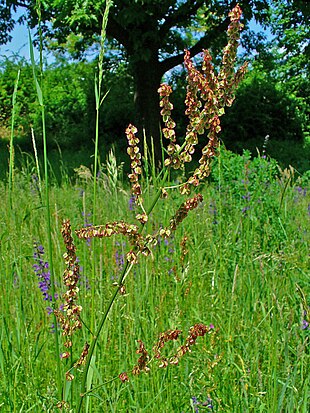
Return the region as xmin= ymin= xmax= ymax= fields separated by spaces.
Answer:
xmin=158 ymin=4 xmax=247 ymax=195
xmin=153 ymin=329 xmax=182 ymax=365
xmin=129 ymin=323 xmax=213 ymax=377
xmin=176 ymin=323 xmax=210 ymax=358
xmin=126 ymin=124 xmax=143 ymax=203
xmin=76 ymin=194 xmax=202 ymax=269
xmin=73 ymin=342 xmax=90 ymax=368
xmin=132 ymin=340 xmax=150 ymax=375
xmin=76 ymin=221 xmax=140 ymax=244
xmin=180 ymin=235 xmax=189 ymax=268
xmin=170 ymin=194 xmax=203 ymax=231
xmin=54 ymin=220 xmax=82 ymax=349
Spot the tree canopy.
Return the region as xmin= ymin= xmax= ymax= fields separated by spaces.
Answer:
xmin=0 ymin=1 xmax=269 ymax=154
xmin=1 ymin=0 xmax=309 ymax=156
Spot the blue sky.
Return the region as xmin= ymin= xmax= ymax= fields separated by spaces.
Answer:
xmin=0 ymin=9 xmax=271 ymax=64
xmin=0 ymin=10 xmax=41 ymax=62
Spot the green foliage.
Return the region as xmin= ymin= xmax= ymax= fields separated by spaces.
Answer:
xmin=221 ymin=70 xmax=305 ymax=145
xmin=0 ymin=148 xmax=309 ymax=411
xmin=0 ymin=0 xmax=278 ymax=157
xmin=0 ymin=58 xmax=94 ymax=147
xmin=42 ymin=62 xmax=94 ymax=147
xmin=0 ymin=58 xmax=35 ymax=140
xmin=249 ymin=1 xmax=310 ymax=139
xmin=0 ymin=58 xmax=135 ymax=149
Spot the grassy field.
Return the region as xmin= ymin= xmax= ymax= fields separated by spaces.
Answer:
xmin=0 ymin=146 xmax=309 ymax=412
xmin=1 ymin=7 xmax=309 ymax=409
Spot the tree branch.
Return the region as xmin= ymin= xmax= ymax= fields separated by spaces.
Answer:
xmin=159 ymin=17 xmax=229 ymax=76
xmin=106 ymin=15 xmax=131 ymax=52
xmin=159 ymin=0 xmax=205 ymax=38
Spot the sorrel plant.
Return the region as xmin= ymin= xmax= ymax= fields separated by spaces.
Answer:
xmin=51 ymin=4 xmax=247 ymax=410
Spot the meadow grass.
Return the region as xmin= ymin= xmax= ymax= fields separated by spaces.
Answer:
xmin=0 ymin=4 xmax=309 ymax=412
xmin=0 ymin=146 xmax=309 ymax=412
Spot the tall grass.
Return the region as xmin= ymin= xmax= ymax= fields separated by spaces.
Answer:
xmin=28 ymin=15 xmax=62 ymax=398
xmin=8 ymin=69 xmax=20 ymax=210
xmin=0 ymin=3 xmax=309 ymax=413
xmin=0 ymin=146 xmax=309 ymax=411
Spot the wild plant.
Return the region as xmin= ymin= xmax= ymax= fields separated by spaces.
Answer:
xmin=50 ymin=4 xmax=247 ymax=410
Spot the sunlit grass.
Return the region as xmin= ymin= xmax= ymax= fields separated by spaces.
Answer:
xmin=0 ymin=147 xmax=309 ymax=411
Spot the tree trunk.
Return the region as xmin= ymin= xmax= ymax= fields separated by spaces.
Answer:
xmin=132 ymin=57 xmax=163 ymax=162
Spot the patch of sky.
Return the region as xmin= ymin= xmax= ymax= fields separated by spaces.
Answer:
xmin=0 ymin=7 xmax=274 ymax=68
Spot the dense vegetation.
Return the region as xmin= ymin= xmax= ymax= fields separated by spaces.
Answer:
xmin=0 ymin=0 xmax=309 ymax=160
xmin=1 ymin=147 xmax=309 ymax=411
xmin=0 ymin=1 xmax=309 ymax=412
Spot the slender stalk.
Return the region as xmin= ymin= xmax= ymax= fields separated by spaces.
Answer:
xmin=91 ymin=0 xmax=111 ymax=335
xmin=8 ymin=69 xmax=20 ymax=210
xmin=28 ymin=21 xmax=62 ymax=399
xmin=92 ymin=0 xmax=111 ymax=221
xmin=41 ymin=62 xmax=63 ymax=404
xmin=77 ymin=167 xmax=170 ymax=412
xmin=31 ymin=128 xmax=42 ymax=200
xmin=77 ymin=261 xmax=132 ymax=413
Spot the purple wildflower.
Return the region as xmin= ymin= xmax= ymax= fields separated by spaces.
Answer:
xmin=161 ymin=236 xmax=174 ymax=273
xmin=202 ymin=397 xmax=214 ymax=410
xmin=301 ymin=309 xmax=310 ymax=331
xmin=82 ymin=211 xmax=93 ymax=247
xmin=76 ymin=187 xmax=85 ymax=197
xmin=115 ymin=242 xmax=126 ymax=269
xmin=46 ymin=306 xmax=53 ymax=315
xmin=129 ymin=195 xmax=136 ymax=211
xmin=242 ymin=192 xmax=251 ymax=202
xmin=191 ymin=396 xmax=200 ymax=413
xmin=209 ymin=200 xmax=218 ymax=225
xmin=302 ymin=319 xmax=309 ymax=330
xmin=30 ymin=174 xmax=41 ymax=197
xmin=112 ymin=241 xmax=126 ymax=281
xmin=115 ymin=249 xmax=125 ymax=269
xmin=295 ymin=186 xmax=307 ymax=197
xmin=242 ymin=205 xmax=250 ymax=214
xmin=33 ymin=243 xmax=52 ymax=302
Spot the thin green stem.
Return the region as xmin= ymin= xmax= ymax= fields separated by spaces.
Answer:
xmin=77 ymin=261 xmax=131 ymax=413
xmin=8 ymin=69 xmax=20 ymax=210
xmin=92 ymin=0 xmax=111 ymax=222
xmin=146 ymin=169 xmax=170 ymax=216
xmin=29 ymin=14 xmax=62 ymax=399
xmin=91 ymin=0 xmax=111 ymax=335
xmin=41 ymin=91 xmax=63 ymax=402
xmin=77 ymin=167 xmax=170 ymax=412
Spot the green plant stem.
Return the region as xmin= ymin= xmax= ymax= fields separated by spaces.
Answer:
xmin=92 ymin=0 xmax=111 ymax=221
xmin=91 ymin=0 xmax=111 ymax=335
xmin=77 ymin=167 xmax=170 ymax=412
xmin=8 ymin=69 xmax=20 ymax=210
xmin=29 ymin=24 xmax=62 ymax=400
xmin=144 ymin=169 xmax=170 ymax=219
xmin=77 ymin=262 xmax=132 ymax=413
xmin=41 ymin=105 xmax=63 ymax=401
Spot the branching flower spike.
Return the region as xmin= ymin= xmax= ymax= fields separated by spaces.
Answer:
xmin=54 ymin=219 xmax=82 ymax=349
xmin=126 ymin=124 xmax=143 ymax=206
xmin=158 ymin=3 xmax=247 ymax=195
